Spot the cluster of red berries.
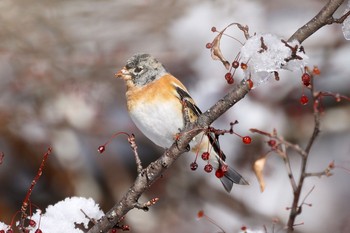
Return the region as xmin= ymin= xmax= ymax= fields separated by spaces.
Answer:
xmin=190 ymin=134 xmax=252 ymax=178
xmin=190 ymin=152 xmax=221 ymax=177
xmin=1 ymin=219 xmax=42 ymax=233
xmin=206 ymin=26 xmax=252 ymax=85
xmin=299 ymin=66 xmax=320 ymax=105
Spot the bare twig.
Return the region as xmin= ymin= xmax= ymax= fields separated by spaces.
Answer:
xmin=250 ymin=128 xmax=306 ymax=157
xmin=20 ymin=147 xmax=52 ymax=230
xmin=286 ymin=75 xmax=320 ymax=232
xmin=0 ymin=152 xmax=4 ymax=165
xmin=128 ymin=134 xmax=143 ymax=174
xmin=279 ymin=143 xmax=297 ymax=192
xmin=134 ymin=198 xmax=159 ymax=211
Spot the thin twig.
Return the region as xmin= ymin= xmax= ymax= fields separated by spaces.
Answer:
xmin=287 ymin=75 xmax=321 ymax=232
xmin=278 ymin=143 xmax=297 ymax=192
xmin=20 ymin=147 xmax=52 ymax=229
xmin=128 ymin=134 xmax=143 ymax=174
xmin=250 ymin=128 xmax=307 ymax=157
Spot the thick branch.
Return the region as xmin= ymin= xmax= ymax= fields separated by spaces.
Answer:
xmin=87 ymin=80 xmax=250 ymax=233
xmin=288 ymin=0 xmax=346 ymax=43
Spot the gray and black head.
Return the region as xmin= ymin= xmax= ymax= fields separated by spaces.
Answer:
xmin=118 ymin=54 xmax=167 ymax=86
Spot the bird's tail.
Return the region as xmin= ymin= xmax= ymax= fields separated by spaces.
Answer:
xmin=219 ymin=161 xmax=249 ymax=192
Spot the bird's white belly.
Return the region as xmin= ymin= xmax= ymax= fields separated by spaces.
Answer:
xmin=129 ymin=101 xmax=184 ymax=148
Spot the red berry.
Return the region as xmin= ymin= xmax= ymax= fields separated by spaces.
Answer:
xmin=232 ymin=61 xmax=239 ymax=68
xmin=0 ymin=230 xmax=5 ymax=233
xmin=241 ymin=63 xmax=248 ymax=70
xmin=224 ymin=72 xmax=232 ymax=80
xmin=190 ymin=162 xmax=198 ymax=171
xmin=98 ymin=145 xmax=105 ymax=153
xmin=242 ymin=136 xmax=252 ymax=144
xmin=227 ymin=77 xmax=234 ymax=84
xmin=241 ymin=225 xmax=247 ymax=231
xmin=197 ymin=210 xmax=204 ymax=218
xmin=201 ymin=152 xmax=210 ymax=161
xmin=215 ymin=168 xmax=225 ymax=178
xmin=300 ymin=95 xmax=308 ymax=105
xmin=111 ymin=229 xmax=117 ymax=233
xmin=204 ymin=164 xmax=213 ymax=173
xmin=122 ymin=225 xmax=130 ymax=231
xmin=29 ymin=219 xmax=36 ymax=227
xmin=301 ymin=73 xmax=311 ymax=86
xmin=313 ymin=66 xmax=320 ymax=75
xmin=247 ymin=79 xmax=253 ymax=89
xmin=268 ymin=139 xmax=276 ymax=147
xmin=205 ymin=43 xmax=212 ymax=49
xmin=211 ymin=26 xmax=217 ymax=32
xmin=6 ymin=229 xmax=13 ymax=233
xmin=35 ymin=229 xmax=42 ymax=233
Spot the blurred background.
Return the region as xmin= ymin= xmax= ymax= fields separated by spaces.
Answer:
xmin=0 ymin=0 xmax=350 ymax=232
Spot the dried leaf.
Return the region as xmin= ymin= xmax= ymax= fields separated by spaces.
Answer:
xmin=209 ymin=22 xmax=250 ymax=70
xmin=253 ymin=156 xmax=267 ymax=192
xmin=210 ymin=31 xmax=230 ymax=69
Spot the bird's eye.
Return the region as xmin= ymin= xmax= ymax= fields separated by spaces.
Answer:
xmin=134 ymin=66 xmax=143 ymax=73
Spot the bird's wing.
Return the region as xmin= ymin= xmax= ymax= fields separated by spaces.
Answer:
xmin=174 ymin=85 xmax=226 ymax=161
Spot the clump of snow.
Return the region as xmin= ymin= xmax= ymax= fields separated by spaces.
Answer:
xmin=29 ymin=197 xmax=104 ymax=233
xmin=0 ymin=222 xmax=9 ymax=231
xmin=240 ymin=33 xmax=308 ymax=87
xmin=342 ymin=1 xmax=350 ymax=40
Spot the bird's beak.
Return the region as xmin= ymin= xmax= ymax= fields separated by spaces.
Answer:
xmin=115 ymin=67 xmax=128 ymax=79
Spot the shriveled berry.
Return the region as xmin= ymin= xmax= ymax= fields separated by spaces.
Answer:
xmin=205 ymin=43 xmax=212 ymax=49
xmin=232 ymin=61 xmax=239 ymax=68
xmin=300 ymin=95 xmax=309 ymax=105
xmin=241 ymin=63 xmax=248 ymax=70
xmin=204 ymin=164 xmax=213 ymax=173
xmin=122 ymin=225 xmax=130 ymax=231
xmin=313 ymin=66 xmax=320 ymax=75
xmin=301 ymin=73 xmax=311 ymax=86
xmin=215 ymin=168 xmax=225 ymax=178
xmin=211 ymin=26 xmax=217 ymax=32
xmin=6 ymin=229 xmax=13 ymax=233
xmin=98 ymin=145 xmax=105 ymax=153
xmin=201 ymin=152 xmax=209 ymax=161
xmin=190 ymin=162 xmax=198 ymax=171
xmin=247 ymin=79 xmax=253 ymax=89
xmin=242 ymin=136 xmax=252 ymax=144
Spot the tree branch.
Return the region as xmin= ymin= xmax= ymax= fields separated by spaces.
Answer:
xmin=288 ymin=0 xmax=347 ymax=43
xmin=88 ymin=1 xmax=350 ymax=231
xmin=87 ymin=80 xmax=250 ymax=233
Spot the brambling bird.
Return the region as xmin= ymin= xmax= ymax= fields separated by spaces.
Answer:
xmin=116 ymin=53 xmax=248 ymax=192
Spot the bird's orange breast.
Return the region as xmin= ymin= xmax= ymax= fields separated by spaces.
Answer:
xmin=125 ymin=74 xmax=188 ymax=112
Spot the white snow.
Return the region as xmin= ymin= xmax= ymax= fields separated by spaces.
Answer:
xmin=0 ymin=222 xmax=9 ymax=231
xmin=342 ymin=1 xmax=350 ymax=40
xmin=240 ymin=33 xmax=308 ymax=86
xmin=29 ymin=197 xmax=104 ymax=233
